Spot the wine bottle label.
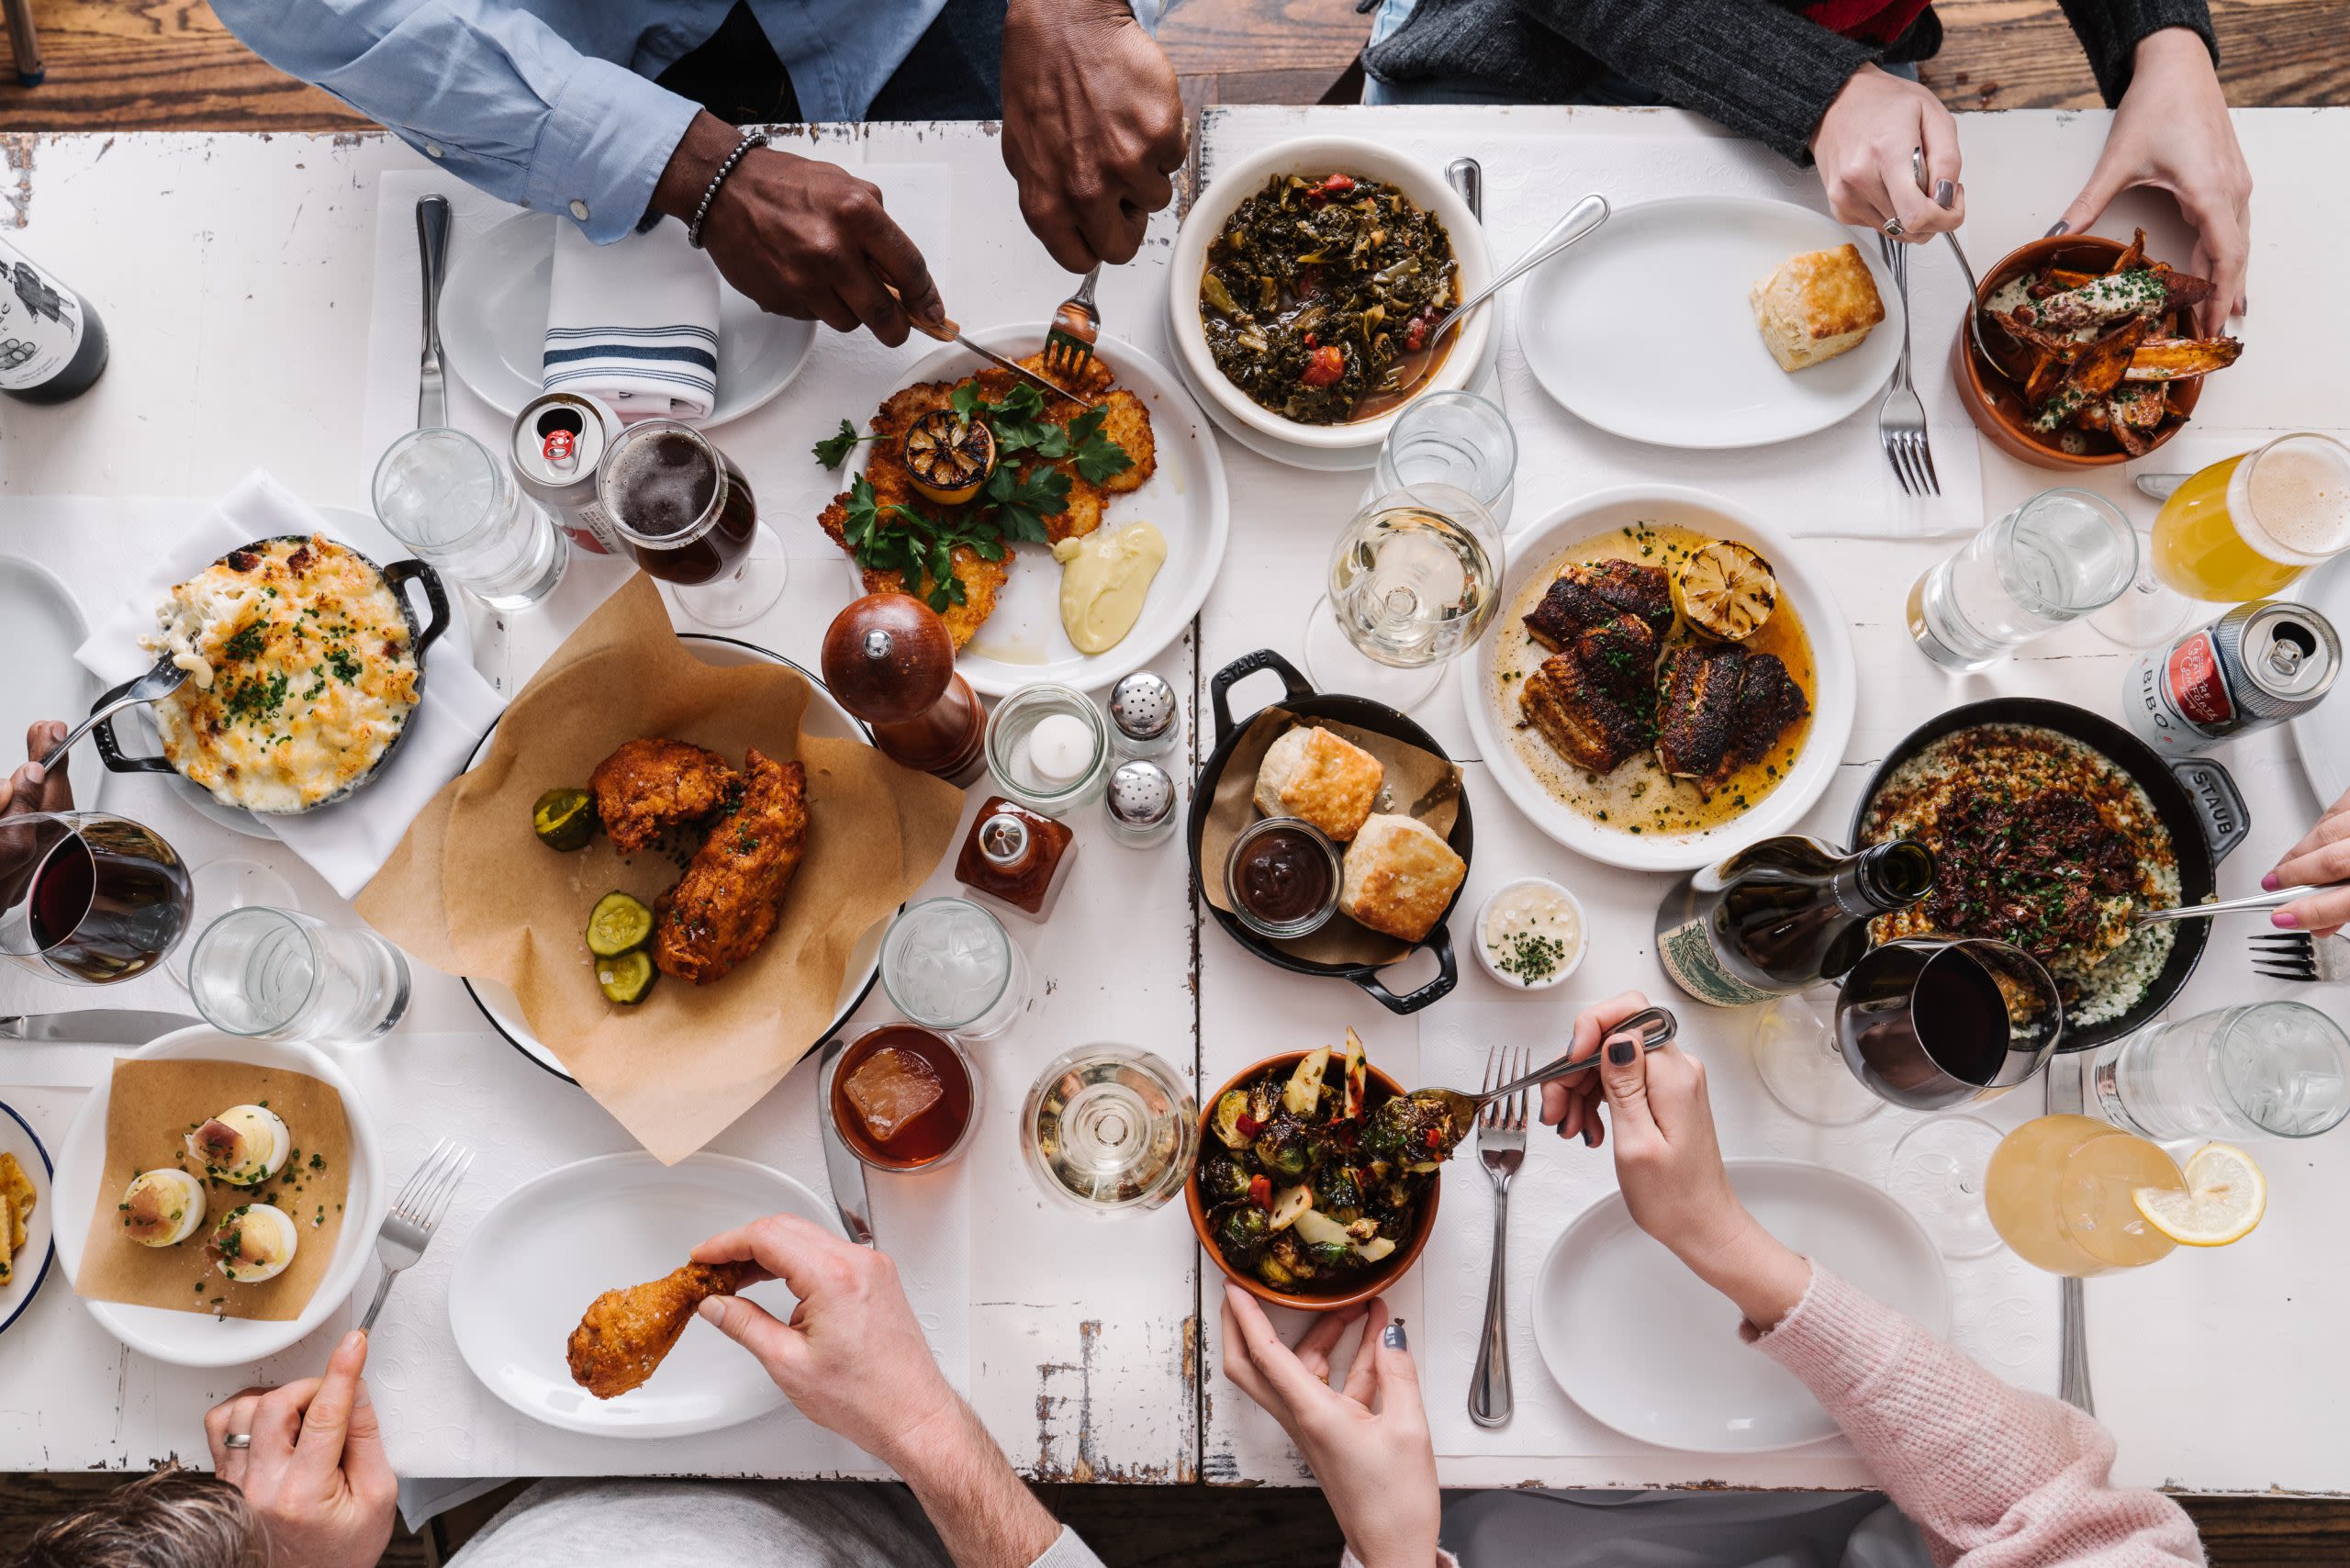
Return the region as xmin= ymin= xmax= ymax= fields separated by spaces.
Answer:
xmin=1655 ymin=917 xmax=1780 ymax=1008
xmin=0 ymin=241 xmax=88 ymax=392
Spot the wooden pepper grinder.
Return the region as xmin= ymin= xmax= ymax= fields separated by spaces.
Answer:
xmin=822 ymin=593 xmax=989 ymax=786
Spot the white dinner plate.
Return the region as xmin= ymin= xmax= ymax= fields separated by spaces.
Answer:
xmin=49 ymin=1028 xmax=384 ymax=1369
xmin=1516 ymin=196 xmax=1903 ymax=450
xmin=461 ymin=634 xmax=889 ymax=1082
xmin=2290 ymin=552 xmax=2350 ymax=806
xmin=447 ymin=1151 xmax=837 ymax=1438
xmin=0 ymin=1097 xmax=57 ymax=1341
xmin=838 ymin=324 xmax=1230 ymax=695
xmin=440 ymin=211 xmax=815 ymax=428
xmin=1533 ymin=1160 xmax=1948 ymax=1452
xmin=1463 ymin=486 xmax=1856 ymax=872
xmin=0 ymin=554 xmax=105 ymax=811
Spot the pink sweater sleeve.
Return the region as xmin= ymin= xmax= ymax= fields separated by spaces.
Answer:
xmin=1751 ymin=1265 xmax=2204 ymax=1568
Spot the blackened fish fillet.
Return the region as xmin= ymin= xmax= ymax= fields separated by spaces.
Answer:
xmin=1523 ymin=560 xmax=1673 ymax=651
xmin=1655 ymin=643 xmax=1745 ymax=784
xmin=1521 ymin=653 xmax=1650 ymax=773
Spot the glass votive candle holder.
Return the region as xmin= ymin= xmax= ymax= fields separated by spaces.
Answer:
xmin=985 ymin=683 xmax=1112 ymax=815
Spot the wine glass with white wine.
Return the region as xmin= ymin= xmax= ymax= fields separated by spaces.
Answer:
xmin=1302 ymin=481 xmax=1505 ymax=709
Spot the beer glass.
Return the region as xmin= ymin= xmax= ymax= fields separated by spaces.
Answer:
xmin=2151 ymin=433 xmax=2350 ymax=601
xmin=599 ymin=420 xmax=785 ymax=627
xmin=373 ymin=427 xmax=567 ymax=609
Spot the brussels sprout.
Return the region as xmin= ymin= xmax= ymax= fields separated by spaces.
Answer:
xmin=1246 ymin=1078 xmax=1281 ymax=1126
xmin=1211 ymin=1090 xmax=1251 ymax=1150
xmin=1252 ymin=1120 xmax=1319 ymax=1182
xmin=1255 ymin=1251 xmax=1301 ymax=1290
xmin=1199 ymin=1154 xmax=1251 ymax=1206
xmin=1304 ymin=1238 xmax=1356 ymax=1271
xmin=1310 ymin=1163 xmax=1363 ymax=1218
xmin=1213 ymin=1203 xmax=1270 ymax=1267
xmin=1363 ymin=1091 xmax=1462 ymax=1164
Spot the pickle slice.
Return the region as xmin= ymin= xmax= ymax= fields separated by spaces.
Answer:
xmin=533 ymin=787 xmax=598 ymax=851
xmin=586 ymin=890 xmax=654 ymax=958
xmin=597 ymin=949 xmax=656 ymax=1004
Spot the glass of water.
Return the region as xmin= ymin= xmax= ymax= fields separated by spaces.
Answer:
xmin=1907 ymin=488 xmax=2138 ymax=672
xmin=373 ymin=427 xmax=566 ymax=610
xmin=1373 ymin=390 xmax=1516 ymax=509
xmin=2091 ymin=1000 xmax=2350 ymax=1141
xmin=878 ymin=897 xmax=1031 ymax=1042
xmin=188 ymin=907 xmax=412 ymax=1046
xmin=1021 ymin=1044 xmax=1198 ymax=1212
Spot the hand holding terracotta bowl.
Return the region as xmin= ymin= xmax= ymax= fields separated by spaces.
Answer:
xmin=1186 ymin=1051 xmax=1440 ymax=1314
xmin=1952 ymin=234 xmax=2210 ymax=470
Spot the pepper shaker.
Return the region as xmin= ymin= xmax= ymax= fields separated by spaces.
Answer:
xmin=1107 ymin=671 xmax=1182 ymax=760
xmin=821 ymin=593 xmax=988 ymax=786
xmin=1102 ymin=759 xmax=1178 ymax=848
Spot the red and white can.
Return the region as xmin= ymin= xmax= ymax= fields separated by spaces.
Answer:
xmin=2125 ymin=599 xmax=2338 ymax=756
xmin=512 ymin=391 xmax=625 ymax=554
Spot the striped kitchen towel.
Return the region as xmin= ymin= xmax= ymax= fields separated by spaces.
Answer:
xmin=543 ymin=218 xmax=722 ymax=422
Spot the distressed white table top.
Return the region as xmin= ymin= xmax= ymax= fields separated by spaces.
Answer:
xmin=2 ymin=106 xmax=2347 ymax=1497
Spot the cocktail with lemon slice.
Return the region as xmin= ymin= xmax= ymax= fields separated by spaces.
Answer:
xmin=1984 ymin=1114 xmax=2266 ymax=1275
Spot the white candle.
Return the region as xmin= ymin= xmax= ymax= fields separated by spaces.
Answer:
xmin=1025 ymin=712 xmax=1094 ymax=784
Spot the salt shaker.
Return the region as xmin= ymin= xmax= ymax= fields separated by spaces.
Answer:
xmin=1107 ymin=671 xmax=1182 ymax=760
xmin=1102 ymin=759 xmax=1178 ymax=848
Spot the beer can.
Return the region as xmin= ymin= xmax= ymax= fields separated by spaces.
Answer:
xmin=512 ymin=391 xmax=624 ymax=554
xmin=2125 ymin=599 xmax=2339 ymax=756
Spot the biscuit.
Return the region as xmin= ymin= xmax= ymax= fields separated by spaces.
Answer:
xmin=1751 ymin=244 xmax=1886 ymax=372
xmin=1338 ymin=813 xmax=1465 ymax=943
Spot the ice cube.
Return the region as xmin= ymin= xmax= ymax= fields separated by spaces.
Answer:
xmin=843 ymin=1046 xmax=946 ymax=1145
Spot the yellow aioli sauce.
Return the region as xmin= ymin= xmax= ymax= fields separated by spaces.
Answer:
xmin=1054 ymin=521 xmax=1167 ymax=654
xmin=1492 ymin=522 xmax=1817 ymax=838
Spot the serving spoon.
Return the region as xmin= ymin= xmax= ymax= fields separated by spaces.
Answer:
xmin=39 ymin=653 xmax=190 ymax=768
xmin=1912 ymin=147 xmax=2003 ymax=371
xmin=1416 ymin=1005 xmax=1678 ymax=1141
xmin=1373 ymin=192 xmax=1612 ymax=401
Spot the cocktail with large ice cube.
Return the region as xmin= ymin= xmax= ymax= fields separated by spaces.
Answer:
xmin=829 ymin=1024 xmax=979 ymax=1170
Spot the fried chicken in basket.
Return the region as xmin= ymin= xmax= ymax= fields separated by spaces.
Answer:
xmin=588 ymin=739 xmax=741 ymax=855
xmin=655 ymin=748 xmax=810 ymax=985
xmin=566 ymin=1260 xmax=762 ymax=1399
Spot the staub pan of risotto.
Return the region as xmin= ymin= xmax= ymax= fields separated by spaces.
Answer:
xmin=1852 ymin=697 xmax=2248 ymax=1054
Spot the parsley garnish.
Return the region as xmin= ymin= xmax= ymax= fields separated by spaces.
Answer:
xmin=812 ymin=418 xmax=880 ymax=469
xmin=840 ymin=474 xmax=1008 ymax=615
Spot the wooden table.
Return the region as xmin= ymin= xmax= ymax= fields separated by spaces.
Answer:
xmin=1 ymin=105 xmax=2345 ymax=1497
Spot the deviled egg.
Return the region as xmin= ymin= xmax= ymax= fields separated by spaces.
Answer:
xmin=207 ymin=1204 xmax=299 ymax=1284
xmin=119 ymin=1168 xmax=207 ymax=1248
xmin=185 ymin=1104 xmax=291 ymax=1187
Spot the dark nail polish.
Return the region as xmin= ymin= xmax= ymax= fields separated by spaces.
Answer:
xmin=1608 ymin=1039 xmax=1636 ymax=1066
xmin=1382 ymin=1321 xmax=1407 ymax=1350
xmin=1583 ymin=1123 xmax=1600 ymax=1148
xmin=1933 ymin=179 xmax=1955 ymax=209
xmin=2044 ymin=220 xmax=2070 ymax=238
xmin=2263 ymin=872 xmax=2282 ymax=891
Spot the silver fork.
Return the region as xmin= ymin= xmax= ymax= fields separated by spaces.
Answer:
xmin=357 ymin=1137 xmax=473 ymax=1331
xmin=2250 ymin=930 xmax=2350 ymax=983
xmin=1043 ymin=263 xmax=1102 ymax=381
xmin=1468 ymin=1042 xmax=1528 ymax=1428
xmin=1875 ymin=233 xmax=1939 ymax=498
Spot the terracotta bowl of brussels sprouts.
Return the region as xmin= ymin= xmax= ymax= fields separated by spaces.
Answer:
xmin=1187 ymin=1035 xmax=1449 ymax=1313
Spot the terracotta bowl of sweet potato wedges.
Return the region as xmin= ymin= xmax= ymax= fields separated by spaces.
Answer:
xmin=1953 ymin=232 xmax=2233 ymax=470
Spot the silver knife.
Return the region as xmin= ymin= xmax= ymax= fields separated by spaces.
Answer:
xmin=815 ymin=1037 xmax=877 ymax=1247
xmin=2045 ymin=1052 xmax=2095 ymax=1415
xmin=0 ymin=1011 xmax=200 ymax=1043
xmin=416 ymin=195 xmax=452 ymax=428
xmin=893 ymin=292 xmax=1094 ymax=411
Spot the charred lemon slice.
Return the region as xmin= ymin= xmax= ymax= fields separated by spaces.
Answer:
xmin=1673 ymin=540 xmax=1779 ymax=641
xmin=903 ymin=410 xmax=997 ymax=505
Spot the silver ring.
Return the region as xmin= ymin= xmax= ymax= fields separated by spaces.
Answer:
xmin=223 ymin=1433 xmax=251 ymax=1450
xmin=1882 ymin=218 xmax=1907 ymax=238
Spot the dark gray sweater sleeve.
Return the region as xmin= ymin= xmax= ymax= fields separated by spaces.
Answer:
xmin=2053 ymin=0 xmax=2218 ymax=105
xmin=1516 ymin=0 xmax=1883 ymax=163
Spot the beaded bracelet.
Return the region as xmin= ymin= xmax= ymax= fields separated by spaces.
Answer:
xmin=687 ymin=129 xmax=768 ymax=251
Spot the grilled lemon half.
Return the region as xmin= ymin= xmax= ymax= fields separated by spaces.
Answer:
xmin=903 ymin=409 xmax=998 ymax=506
xmin=1673 ymin=540 xmax=1779 ymax=641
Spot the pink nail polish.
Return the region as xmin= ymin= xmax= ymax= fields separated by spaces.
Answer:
xmin=2274 ymin=910 xmax=2300 ymax=928
xmin=2263 ymin=872 xmax=2281 ymax=891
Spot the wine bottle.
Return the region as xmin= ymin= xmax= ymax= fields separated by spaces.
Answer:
xmin=0 ymin=236 xmax=108 ymax=404
xmin=1653 ymin=835 xmax=1935 ymax=1007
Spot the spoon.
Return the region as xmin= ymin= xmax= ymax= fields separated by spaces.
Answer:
xmin=1416 ymin=1005 xmax=1678 ymax=1141
xmin=1911 ymin=147 xmax=2003 ymax=370
xmin=39 ymin=653 xmax=191 ymax=768
xmin=2133 ymin=884 xmax=2338 ymax=929
xmin=1374 ymin=192 xmax=1611 ymax=399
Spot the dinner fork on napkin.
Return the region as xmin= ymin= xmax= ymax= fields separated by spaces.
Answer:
xmin=543 ymin=221 xmax=722 ymax=422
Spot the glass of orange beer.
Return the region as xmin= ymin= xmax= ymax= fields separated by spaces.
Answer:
xmin=2150 ymin=432 xmax=2350 ymax=601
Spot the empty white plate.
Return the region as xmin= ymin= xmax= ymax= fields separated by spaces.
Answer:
xmin=2291 ymin=553 xmax=2350 ymax=807
xmin=1516 ymin=196 xmax=1902 ymax=449
xmin=447 ymin=1151 xmax=838 ymax=1438
xmin=0 ymin=555 xmax=103 ymax=808
xmin=0 ymin=1097 xmax=56 ymax=1340
xmin=1531 ymin=1160 xmax=1947 ymax=1452
xmin=440 ymin=212 xmax=814 ymax=427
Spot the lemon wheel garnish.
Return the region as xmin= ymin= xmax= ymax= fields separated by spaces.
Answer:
xmin=1673 ymin=539 xmax=1779 ymax=641
xmin=2132 ymin=1142 xmax=2266 ymax=1248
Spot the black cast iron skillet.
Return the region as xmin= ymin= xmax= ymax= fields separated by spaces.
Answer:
xmin=1190 ymin=648 xmax=1473 ymax=1015
xmin=90 ymin=533 xmax=453 ymax=813
xmin=1851 ymin=696 xmax=2247 ymax=1055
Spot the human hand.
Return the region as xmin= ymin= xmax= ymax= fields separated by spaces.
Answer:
xmin=1539 ymin=990 xmax=1660 ymax=1149
xmin=2266 ymin=783 xmax=2350 ymax=936
xmin=652 ymin=111 xmax=945 ymax=346
xmin=1220 ymin=1288 xmax=1439 ymax=1568
xmin=1809 ymin=64 xmax=1965 ymax=241
xmin=1001 ymin=0 xmax=1186 ymax=272
xmin=2053 ymin=28 xmax=2250 ymax=331
xmin=691 ymin=1214 xmax=962 ymax=1467
xmin=201 ymin=1330 xmax=397 ymax=1568
xmin=5 ymin=721 xmax=72 ymax=819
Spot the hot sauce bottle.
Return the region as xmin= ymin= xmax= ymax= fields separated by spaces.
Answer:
xmin=954 ymin=797 xmax=1077 ymax=923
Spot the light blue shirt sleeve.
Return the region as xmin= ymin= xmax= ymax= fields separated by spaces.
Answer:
xmin=210 ymin=0 xmax=698 ymax=241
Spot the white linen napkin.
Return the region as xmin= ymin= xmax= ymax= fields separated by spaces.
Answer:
xmin=74 ymin=469 xmax=507 ymax=900
xmin=543 ymin=220 xmax=722 ymax=422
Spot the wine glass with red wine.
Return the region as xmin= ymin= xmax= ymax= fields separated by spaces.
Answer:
xmin=599 ymin=419 xmax=786 ymax=627
xmin=0 ymin=812 xmax=194 ymax=985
